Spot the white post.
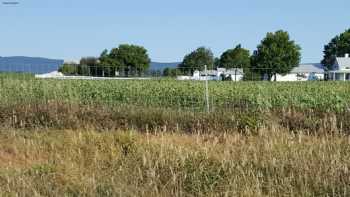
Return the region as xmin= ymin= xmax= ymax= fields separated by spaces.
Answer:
xmin=204 ymin=65 xmax=210 ymax=113
xmin=343 ymin=73 xmax=346 ymax=81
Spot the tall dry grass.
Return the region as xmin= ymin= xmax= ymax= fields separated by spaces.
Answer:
xmin=0 ymin=102 xmax=349 ymax=134
xmin=0 ymin=128 xmax=349 ymax=196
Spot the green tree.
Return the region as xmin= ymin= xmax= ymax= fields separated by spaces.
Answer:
xmin=59 ymin=63 xmax=90 ymax=76
xmin=80 ymin=57 xmax=99 ymax=76
xmin=163 ymin=67 xmax=180 ymax=77
xmin=77 ymin=64 xmax=90 ymax=76
xmin=179 ymin=47 xmax=214 ymax=74
xmin=251 ymin=30 xmax=301 ymax=81
xmin=322 ymin=29 xmax=350 ymax=70
xmin=219 ymin=44 xmax=250 ymax=69
xmin=99 ymin=49 xmax=118 ymax=77
xmin=214 ymin=57 xmax=221 ymax=69
xmin=109 ymin=44 xmax=151 ymax=76
xmin=58 ymin=64 xmax=76 ymax=75
xmin=80 ymin=57 xmax=98 ymax=67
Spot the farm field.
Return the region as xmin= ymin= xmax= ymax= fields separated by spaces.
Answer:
xmin=0 ymin=78 xmax=350 ymax=112
xmin=0 ymin=78 xmax=349 ymax=133
xmin=0 ymin=77 xmax=350 ymax=196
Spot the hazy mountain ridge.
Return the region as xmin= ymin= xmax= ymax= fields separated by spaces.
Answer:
xmin=150 ymin=62 xmax=180 ymax=71
xmin=0 ymin=56 xmax=64 ymax=74
xmin=0 ymin=56 xmax=179 ymax=74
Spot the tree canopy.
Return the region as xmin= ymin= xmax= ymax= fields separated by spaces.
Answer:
xmin=219 ymin=44 xmax=250 ymax=69
xmin=100 ymin=44 xmax=151 ymax=76
xmin=251 ymin=30 xmax=301 ymax=81
xmin=99 ymin=49 xmax=118 ymax=69
xmin=322 ymin=29 xmax=350 ymax=70
xmin=214 ymin=57 xmax=220 ymax=69
xmin=163 ymin=67 xmax=180 ymax=77
xmin=179 ymin=47 xmax=214 ymax=74
xmin=79 ymin=57 xmax=101 ymax=76
xmin=80 ymin=57 xmax=99 ymax=67
xmin=58 ymin=64 xmax=76 ymax=75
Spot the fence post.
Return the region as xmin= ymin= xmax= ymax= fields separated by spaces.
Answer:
xmin=205 ymin=65 xmax=210 ymax=113
xmin=235 ymin=68 xmax=237 ymax=81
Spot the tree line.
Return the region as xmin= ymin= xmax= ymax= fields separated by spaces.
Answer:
xmin=59 ymin=29 xmax=350 ymax=80
xmin=59 ymin=44 xmax=151 ymax=77
xmin=165 ymin=30 xmax=301 ymax=81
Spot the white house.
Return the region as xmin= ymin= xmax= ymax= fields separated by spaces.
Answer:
xmin=328 ymin=54 xmax=350 ymax=81
xmin=177 ymin=68 xmax=244 ymax=81
xmin=273 ymin=63 xmax=324 ymax=81
xmin=221 ymin=68 xmax=244 ymax=81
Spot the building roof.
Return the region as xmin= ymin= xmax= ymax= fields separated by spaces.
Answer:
xmin=226 ymin=68 xmax=244 ymax=75
xmin=291 ymin=63 xmax=324 ymax=73
xmin=198 ymin=70 xmax=217 ymax=76
xmin=335 ymin=57 xmax=350 ymax=70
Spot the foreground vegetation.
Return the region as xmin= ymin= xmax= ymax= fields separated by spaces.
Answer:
xmin=0 ymin=77 xmax=349 ymax=196
xmin=0 ymin=128 xmax=349 ymax=196
xmin=0 ymin=78 xmax=349 ymax=133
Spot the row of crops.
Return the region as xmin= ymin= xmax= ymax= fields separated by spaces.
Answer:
xmin=0 ymin=77 xmax=349 ymax=112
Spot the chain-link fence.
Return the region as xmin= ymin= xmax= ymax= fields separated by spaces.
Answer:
xmin=0 ymin=65 xmax=264 ymax=113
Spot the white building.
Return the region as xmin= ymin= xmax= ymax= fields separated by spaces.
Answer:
xmin=177 ymin=68 xmax=244 ymax=81
xmin=220 ymin=68 xmax=244 ymax=81
xmin=274 ymin=63 xmax=324 ymax=81
xmin=328 ymin=54 xmax=350 ymax=81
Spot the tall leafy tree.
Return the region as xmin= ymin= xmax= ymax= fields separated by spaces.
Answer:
xmin=179 ymin=47 xmax=214 ymax=74
xmin=80 ymin=57 xmax=98 ymax=66
xmin=99 ymin=45 xmax=151 ymax=76
xmin=80 ymin=57 xmax=99 ymax=76
xmin=214 ymin=57 xmax=221 ymax=69
xmin=108 ymin=44 xmax=151 ymax=76
xmin=99 ymin=49 xmax=112 ymax=67
xmin=58 ymin=64 xmax=77 ymax=75
xmin=251 ymin=30 xmax=301 ymax=81
xmin=99 ymin=49 xmax=119 ymax=77
xmin=219 ymin=44 xmax=250 ymax=69
xmin=322 ymin=29 xmax=350 ymax=70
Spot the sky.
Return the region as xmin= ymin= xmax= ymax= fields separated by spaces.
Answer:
xmin=0 ymin=0 xmax=349 ymax=63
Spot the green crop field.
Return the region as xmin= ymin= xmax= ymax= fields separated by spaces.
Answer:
xmin=0 ymin=78 xmax=349 ymax=112
xmin=0 ymin=77 xmax=348 ymax=133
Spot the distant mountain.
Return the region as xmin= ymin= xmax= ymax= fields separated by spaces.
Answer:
xmin=150 ymin=62 xmax=180 ymax=71
xmin=0 ymin=56 xmax=64 ymax=74
xmin=0 ymin=57 xmax=178 ymax=74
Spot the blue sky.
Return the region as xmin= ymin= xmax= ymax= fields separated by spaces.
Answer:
xmin=0 ymin=0 xmax=349 ymax=63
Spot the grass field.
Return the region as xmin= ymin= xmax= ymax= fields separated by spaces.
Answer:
xmin=0 ymin=77 xmax=350 ymax=196
xmin=0 ymin=128 xmax=349 ymax=196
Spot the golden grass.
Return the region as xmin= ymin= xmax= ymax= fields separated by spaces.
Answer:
xmin=0 ymin=128 xmax=349 ymax=196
